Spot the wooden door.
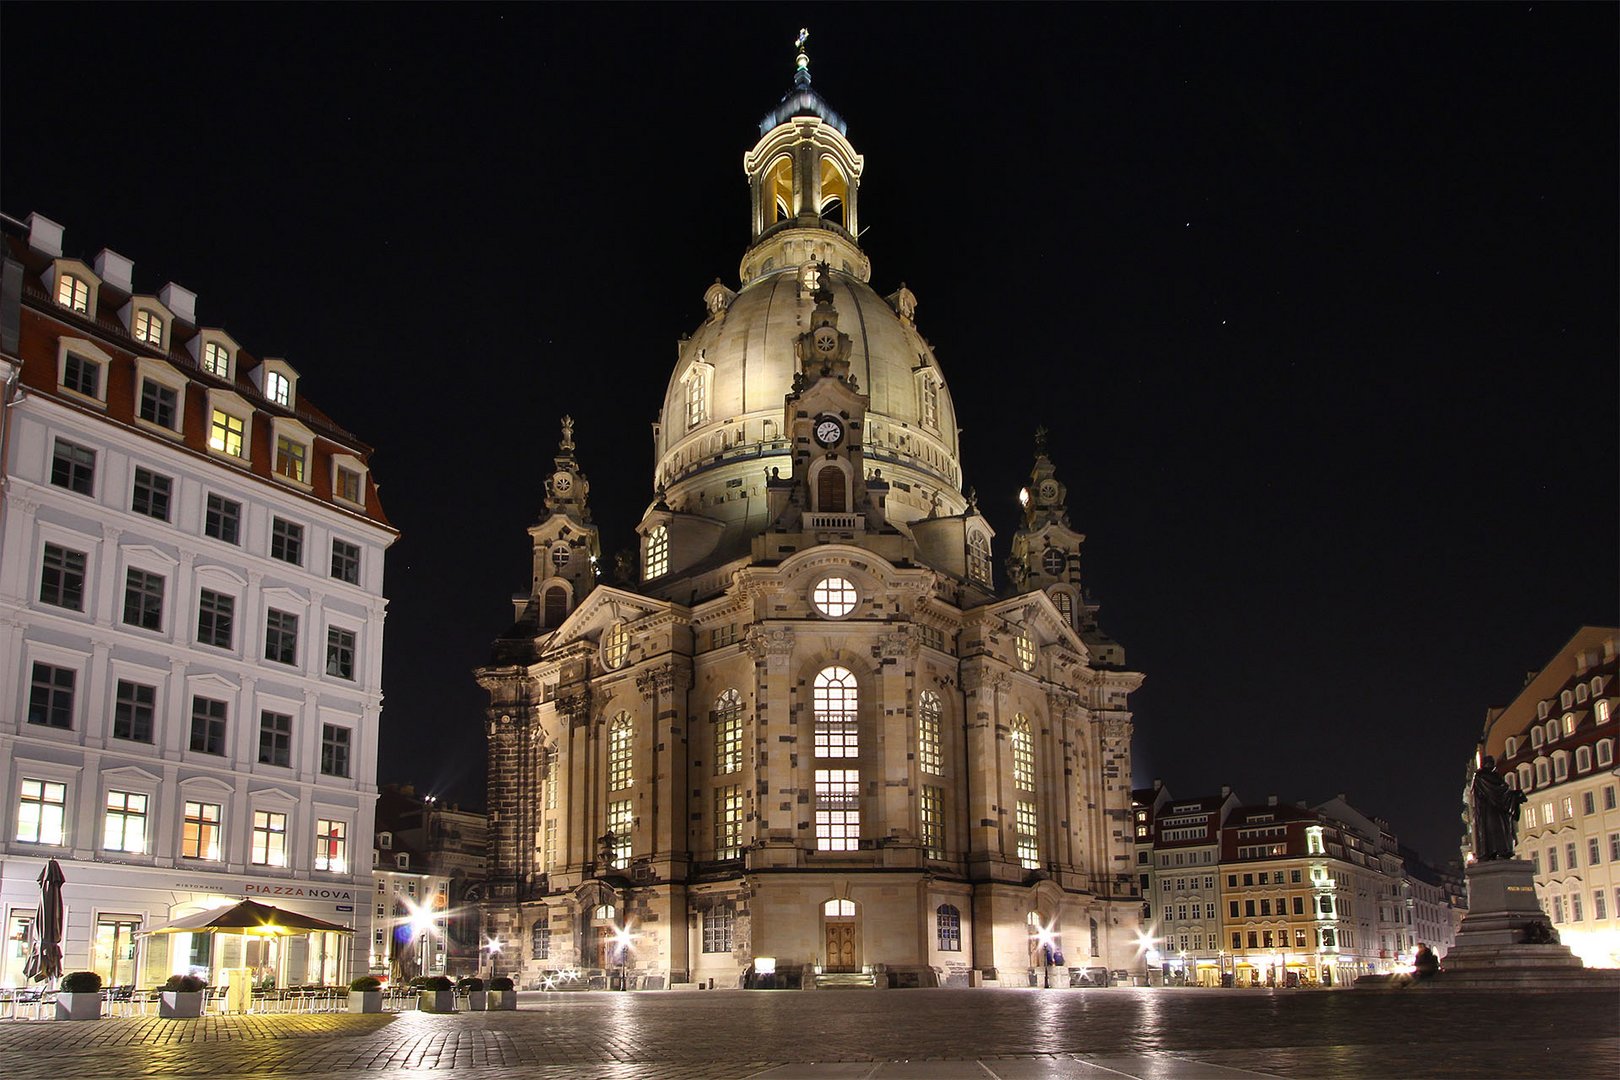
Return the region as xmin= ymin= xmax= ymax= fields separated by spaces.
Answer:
xmin=825 ymin=923 xmax=857 ymax=971
xmin=817 ymin=468 xmax=846 ymax=512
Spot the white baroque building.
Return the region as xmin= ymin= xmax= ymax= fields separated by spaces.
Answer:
xmin=477 ymin=53 xmax=1144 ymax=990
xmin=0 ymin=212 xmax=396 ymax=988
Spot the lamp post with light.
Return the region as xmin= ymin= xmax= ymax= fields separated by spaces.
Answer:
xmin=611 ymin=923 xmax=634 ymax=991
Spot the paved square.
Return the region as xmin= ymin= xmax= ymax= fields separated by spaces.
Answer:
xmin=0 ymin=988 xmax=1614 ymax=1079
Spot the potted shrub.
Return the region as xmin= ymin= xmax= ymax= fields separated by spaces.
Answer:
xmin=413 ymin=975 xmax=455 ymax=1013
xmin=348 ymin=975 xmax=384 ymax=1013
xmin=55 ymin=970 xmax=103 ymax=1020
xmin=488 ymin=975 xmax=518 ymax=1010
xmin=159 ymin=974 xmax=206 ymax=1018
xmin=458 ymin=976 xmax=487 ymax=1011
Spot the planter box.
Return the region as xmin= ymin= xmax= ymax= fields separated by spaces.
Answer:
xmin=55 ymin=992 xmax=102 ymax=1020
xmin=464 ymin=990 xmax=488 ymax=1011
xmin=159 ymin=990 xmax=205 ymax=1018
xmin=487 ymin=990 xmax=519 ymax=1010
xmin=417 ymin=990 xmax=456 ymax=1013
xmin=348 ymin=990 xmax=383 ymax=1013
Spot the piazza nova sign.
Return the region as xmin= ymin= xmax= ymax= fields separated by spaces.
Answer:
xmin=168 ymin=876 xmax=358 ymax=904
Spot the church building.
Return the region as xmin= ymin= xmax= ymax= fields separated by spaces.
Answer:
xmin=477 ymin=41 xmax=1145 ymax=989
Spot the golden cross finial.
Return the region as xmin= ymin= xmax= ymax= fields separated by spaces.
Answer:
xmin=795 ymin=27 xmax=811 ymax=86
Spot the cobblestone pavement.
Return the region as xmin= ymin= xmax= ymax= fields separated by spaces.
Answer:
xmin=0 ymin=988 xmax=1615 ymax=1079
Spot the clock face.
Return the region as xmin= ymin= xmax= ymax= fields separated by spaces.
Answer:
xmin=553 ymin=472 xmax=573 ymax=494
xmin=813 ymin=327 xmax=839 ymax=354
xmin=814 ymin=418 xmax=844 ymax=446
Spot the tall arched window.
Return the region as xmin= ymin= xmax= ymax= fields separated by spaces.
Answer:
xmin=967 ymin=533 xmax=991 ymax=586
xmin=917 ymin=691 xmax=942 ymax=775
xmin=1517 ymin=763 xmax=1532 ymax=790
xmin=936 ymin=904 xmax=961 ymax=951
xmin=542 ymin=585 xmax=568 ymax=628
xmin=814 ymin=666 xmax=858 ymax=757
xmin=645 ymin=525 xmax=669 ymax=579
xmin=608 ymin=711 xmax=633 ymax=791
xmin=1576 ymin=745 xmax=1592 ymax=773
xmin=683 ymin=363 xmax=710 ymax=429
xmin=1562 ymin=713 xmax=1576 ymax=737
xmin=1535 ymin=759 xmax=1550 ymax=786
xmin=1597 ymin=699 xmax=1611 ymax=724
xmin=816 ymin=466 xmax=847 ymax=512
xmin=765 ymin=155 xmax=794 ymax=224
xmin=714 ymin=689 xmax=743 ymax=775
xmin=1010 ymin=714 xmax=1034 ymax=791
xmin=819 ymin=157 xmax=849 ymax=228
xmin=1553 ymin=752 xmax=1569 ymax=781
xmin=1598 ymin=739 xmax=1614 ymax=767
xmin=1505 ymin=736 xmax=1517 ymax=758
xmin=1051 ymin=590 xmax=1073 ymax=625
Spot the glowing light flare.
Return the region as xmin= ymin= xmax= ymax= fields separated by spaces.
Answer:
xmin=486 ymin=937 xmax=502 ymax=954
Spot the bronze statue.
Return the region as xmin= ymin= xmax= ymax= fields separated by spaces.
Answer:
xmin=1469 ymin=755 xmax=1526 ymax=861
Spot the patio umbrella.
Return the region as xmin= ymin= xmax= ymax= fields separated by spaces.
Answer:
xmin=141 ymin=899 xmax=352 ymax=936
xmin=22 ymin=858 xmax=65 ymax=985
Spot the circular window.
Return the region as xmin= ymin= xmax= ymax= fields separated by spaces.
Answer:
xmin=602 ymin=622 xmax=630 ymax=669
xmin=1016 ymin=633 xmax=1036 ymax=672
xmin=551 ymin=544 xmax=571 ymax=570
xmin=812 ymin=576 xmax=858 ymax=618
xmin=1042 ymin=548 xmax=1065 ymax=576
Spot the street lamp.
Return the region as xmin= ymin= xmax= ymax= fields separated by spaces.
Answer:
xmin=1031 ymin=919 xmax=1058 ymax=989
xmin=484 ymin=936 xmax=501 ymax=980
xmin=1133 ymin=927 xmax=1158 ymax=987
xmin=611 ymin=922 xmax=634 ymax=991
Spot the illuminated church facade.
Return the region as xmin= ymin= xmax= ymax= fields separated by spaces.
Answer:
xmin=477 ymin=43 xmax=1145 ymax=989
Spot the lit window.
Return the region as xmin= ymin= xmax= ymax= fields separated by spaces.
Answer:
xmin=131 ymin=467 xmax=172 ymax=521
xmin=684 ymin=362 xmax=709 ymax=428
xmin=205 ymin=494 xmax=242 ymax=545
xmin=1563 ymin=713 xmax=1576 ymax=737
xmin=715 ymin=785 xmax=742 ymax=860
xmin=275 ymin=435 xmax=307 ymax=483
xmin=608 ymin=711 xmax=633 ymax=790
xmin=331 ymin=540 xmax=361 ymax=585
xmin=812 ymin=576 xmax=857 ymax=617
xmin=189 ymin=696 xmax=227 ymax=755
xmin=321 ymin=724 xmax=352 ymax=777
xmin=209 ymin=409 xmax=245 ymax=457
xmin=967 ymin=533 xmax=991 ymax=585
xmin=103 ymin=791 xmax=148 ymax=853
xmin=122 ymin=568 xmax=165 ymax=631
xmin=28 ymin=663 xmax=76 ymax=728
xmin=814 ymin=769 xmax=860 ymax=850
xmin=814 ymin=666 xmax=858 ymax=758
xmin=920 ymin=785 xmax=944 ymax=860
xmin=918 ymin=690 xmax=943 ymax=775
xmin=1011 ymin=714 xmax=1034 ymax=790
xmin=197 ymin=589 xmax=235 ymax=649
xmin=936 ymin=904 xmax=961 ymax=951
xmin=62 ymin=351 xmax=101 ymax=397
xmin=265 ymin=609 xmax=298 ymax=665
xmin=133 ymin=309 xmax=164 ymax=348
xmin=113 ymin=681 xmax=156 ymax=742
xmin=715 ymin=690 xmax=744 ymax=775
xmin=1016 ymin=633 xmax=1035 ymax=672
xmin=251 ymin=810 xmax=288 ymax=866
xmin=1016 ymin=800 xmax=1039 ymax=869
xmin=1598 ymin=700 xmax=1611 ymax=724
xmin=315 ymin=819 xmax=348 ymax=873
xmin=39 ymin=543 xmax=87 ymax=610
xmin=57 ymin=273 xmax=89 ymax=312
xmin=139 ymin=379 xmax=178 ymax=429
xmin=16 ymin=779 xmax=68 ymax=845
xmin=824 ymin=899 xmax=855 ymax=917
xmin=181 ymin=801 xmax=222 ymax=860
xmin=607 ymin=800 xmax=632 ymax=868
xmin=51 ymin=438 xmax=96 ymax=495
xmin=602 ymin=622 xmax=630 ymax=669
xmin=201 ymin=341 xmax=230 ymax=377
xmin=645 ymin=525 xmax=669 ymax=579
xmin=259 ymin=710 xmax=293 ymax=766
xmin=271 ymin=517 xmax=304 ymax=565
xmin=326 ymin=626 xmax=356 ymax=680
xmin=265 ymin=370 xmax=291 ymax=407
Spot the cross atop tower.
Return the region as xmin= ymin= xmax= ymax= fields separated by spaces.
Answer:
xmin=795 ymin=28 xmax=811 ymax=87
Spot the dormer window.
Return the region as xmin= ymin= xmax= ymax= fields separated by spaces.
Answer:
xmin=57 ymin=273 xmax=89 ymax=313
xmin=255 ymin=359 xmax=298 ymax=409
xmin=967 ymin=532 xmax=992 ymax=586
xmin=265 ymin=370 xmax=291 ymax=406
xmin=58 ymin=338 xmax=112 ymax=407
xmin=378 ymin=830 xmax=392 ymax=850
xmin=133 ymin=309 xmax=164 ymax=348
xmin=203 ymin=341 xmax=229 ymax=376
xmin=270 ymin=418 xmax=314 ymax=488
xmin=645 ymin=525 xmax=669 ymax=579
xmin=192 ymin=331 xmax=240 ymax=381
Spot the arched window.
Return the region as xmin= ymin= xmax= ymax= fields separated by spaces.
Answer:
xmin=1597 ymin=699 xmax=1611 ymax=725
xmin=542 ymin=586 xmax=568 ymax=628
xmin=1505 ymin=771 xmax=1518 ymax=790
xmin=1546 ymin=720 xmax=1559 ymax=743
xmin=608 ymin=711 xmax=633 ymax=790
xmin=936 ymin=904 xmax=961 ymax=951
xmin=593 ymin=904 xmax=615 ymax=921
xmin=1562 ymin=713 xmax=1576 ymax=736
xmin=1598 ymin=739 xmax=1614 ymax=767
xmin=683 ymin=363 xmax=710 ymax=429
xmin=1052 ymin=590 xmax=1074 ymax=624
xmin=1537 ymin=700 xmax=1549 ymax=719
xmin=823 ymin=898 xmax=855 ymax=917
xmin=967 ymin=533 xmax=991 ymax=586
xmin=814 ymin=666 xmax=858 ymax=757
xmin=917 ymin=690 xmax=942 ymax=775
xmin=1517 ymin=763 xmax=1532 ymax=790
xmin=1576 ymin=684 xmax=1589 ymax=704
xmin=602 ymin=622 xmax=630 ymax=670
xmin=1535 ymin=759 xmax=1550 ymax=786
xmin=1561 ymin=690 xmax=1573 ymax=709
xmin=1010 ymin=714 xmax=1034 ymax=790
xmin=816 ymin=466 xmax=847 ymax=512
xmin=1505 ymin=736 xmax=1517 ymax=758
xmin=1553 ymin=752 xmax=1569 ymax=781
xmin=57 ymin=272 xmax=89 ymax=313
xmin=1531 ymin=727 xmax=1544 ymax=749
xmin=1016 ymin=633 xmax=1036 ymax=672
xmin=1576 ymin=745 xmax=1592 ymax=773
xmin=765 ymin=155 xmax=794 ymax=224
xmin=714 ymin=689 xmax=743 ymax=775
xmin=819 ymin=157 xmax=849 ymax=228
xmin=645 ymin=525 xmax=669 ymax=579
xmin=1593 ymin=677 xmax=1605 ymax=698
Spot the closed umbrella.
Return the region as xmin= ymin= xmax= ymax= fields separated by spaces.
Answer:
xmin=24 ymin=858 xmax=65 ymax=985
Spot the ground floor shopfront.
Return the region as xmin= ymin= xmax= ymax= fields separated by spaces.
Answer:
xmin=0 ymin=855 xmax=368 ymax=989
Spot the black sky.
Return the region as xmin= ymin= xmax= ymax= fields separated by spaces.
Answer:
xmin=5 ymin=5 xmax=1614 ymax=865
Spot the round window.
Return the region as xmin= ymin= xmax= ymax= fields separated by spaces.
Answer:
xmin=1042 ymin=548 xmax=1065 ymax=576
xmin=1016 ymin=633 xmax=1036 ymax=672
xmin=551 ymin=544 xmax=571 ymax=570
xmin=602 ymin=622 xmax=630 ymax=669
xmin=812 ymin=576 xmax=858 ymax=618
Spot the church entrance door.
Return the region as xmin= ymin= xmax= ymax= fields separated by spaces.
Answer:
xmin=825 ymin=922 xmax=857 ymax=972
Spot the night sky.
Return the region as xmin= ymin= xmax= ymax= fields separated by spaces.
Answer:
xmin=5 ymin=6 xmax=1614 ymax=865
